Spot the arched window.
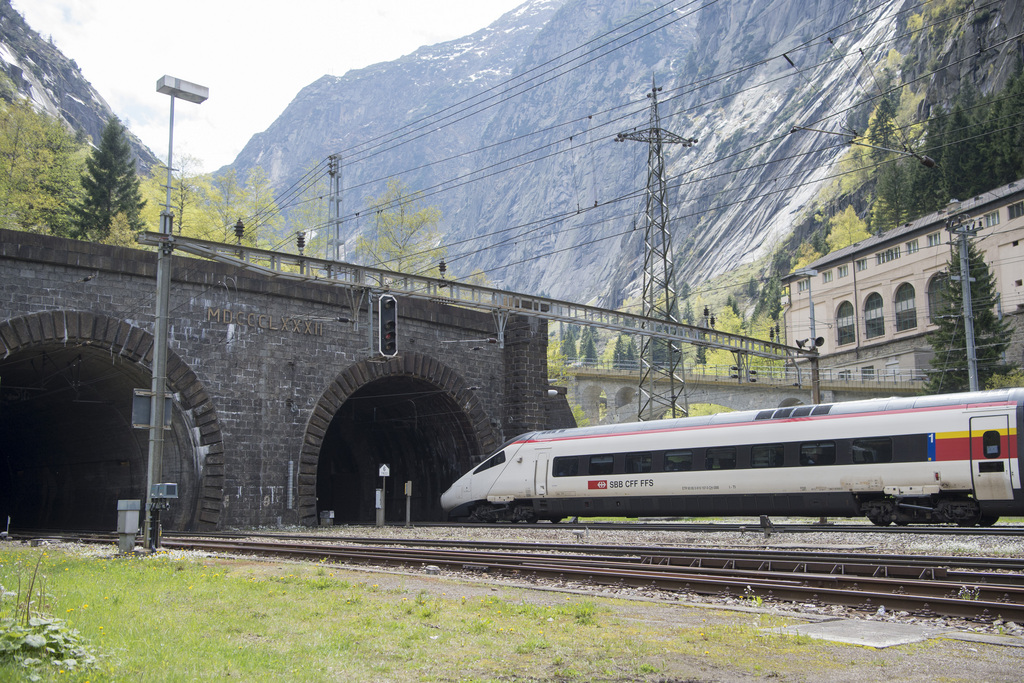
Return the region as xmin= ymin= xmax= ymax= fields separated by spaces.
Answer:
xmin=864 ymin=292 xmax=884 ymax=339
xmin=927 ymin=273 xmax=950 ymax=324
xmin=836 ymin=301 xmax=855 ymax=345
xmin=894 ymin=283 xmax=917 ymax=332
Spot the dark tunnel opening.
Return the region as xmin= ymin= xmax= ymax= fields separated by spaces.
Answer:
xmin=316 ymin=376 xmax=482 ymax=523
xmin=0 ymin=344 xmax=198 ymax=532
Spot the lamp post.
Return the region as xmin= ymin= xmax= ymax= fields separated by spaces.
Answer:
xmin=145 ymin=76 xmax=208 ymax=550
xmin=946 ymin=199 xmax=980 ymax=392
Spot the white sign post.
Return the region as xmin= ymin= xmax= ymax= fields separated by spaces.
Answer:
xmin=376 ymin=464 xmax=390 ymax=526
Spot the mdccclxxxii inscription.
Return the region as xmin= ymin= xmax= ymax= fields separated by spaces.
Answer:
xmin=207 ymin=308 xmax=324 ymax=336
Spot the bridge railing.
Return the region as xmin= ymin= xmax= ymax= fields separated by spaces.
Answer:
xmin=138 ymin=232 xmax=801 ymax=362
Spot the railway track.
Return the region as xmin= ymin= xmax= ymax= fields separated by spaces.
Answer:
xmin=155 ymin=535 xmax=1024 ymax=622
xmin=342 ymin=521 xmax=1024 ymax=536
xmin=10 ymin=530 xmax=1024 ymax=622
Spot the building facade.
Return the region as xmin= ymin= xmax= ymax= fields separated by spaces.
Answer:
xmin=783 ymin=179 xmax=1024 ymax=383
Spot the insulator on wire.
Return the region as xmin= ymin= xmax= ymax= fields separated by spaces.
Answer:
xmin=296 ymin=231 xmax=306 ymax=255
xmin=234 ymin=218 xmax=245 ymax=244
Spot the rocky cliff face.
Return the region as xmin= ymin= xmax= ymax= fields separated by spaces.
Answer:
xmin=0 ymin=0 xmax=157 ymax=170
xmin=228 ymin=0 xmax=1024 ymax=305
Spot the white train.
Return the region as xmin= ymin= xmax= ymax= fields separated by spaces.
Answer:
xmin=440 ymin=388 xmax=1024 ymax=526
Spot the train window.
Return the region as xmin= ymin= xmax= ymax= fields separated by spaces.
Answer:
xmin=799 ymin=442 xmax=836 ymax=466
xmin=791 ymin=406 xmax=813 ymax=417
xmin=772 ymin=408 xmax=794 ymax=419
xmin=811 ymin=404 xmax=833 ymax=416
xmin=755 ymin=410 xmax=775 ymax=421
xmin=705 ymin=447 xmax=737 ymax=470
xmin=983 ymin=430 xmax=1001 ymax=458
xmin=589 ymin=454 xmax=615 ymax=475
xmin=751 ymin=444 xmax=784 ymax=468
xmin=473 ymin=451 xmax=506 ymax=474
xmin=664 ymin=450 xmax=693 ymax=471
xmin=625 ymin=453 xmax=653 ymax=473
xmin=552 ymin=456 xmax=579 ymax=477
xmin=851 ymin=438 xmax=893 ymax=463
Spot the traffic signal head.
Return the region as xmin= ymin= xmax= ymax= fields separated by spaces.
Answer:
xmin=379 ymin=295 xmax=398 ymax=357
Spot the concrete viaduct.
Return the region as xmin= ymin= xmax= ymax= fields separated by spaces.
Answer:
xmin=0 ymin=229 xmax=573 ymax=532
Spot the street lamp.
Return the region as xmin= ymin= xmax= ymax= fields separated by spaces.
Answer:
xmin=946 ymin=199 xmax=981 ymax=392
xmin=145 ymin=76 xmax=208 ymax=550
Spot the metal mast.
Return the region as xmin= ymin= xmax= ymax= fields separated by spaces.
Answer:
xmin=326 ymin=154 xmax=343 ymax=261
xmin=616 ymin=79 xmax=696 ymax=421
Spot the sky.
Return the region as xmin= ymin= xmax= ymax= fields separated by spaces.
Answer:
xmin=15 ymin=0 xmax=528 ymax=173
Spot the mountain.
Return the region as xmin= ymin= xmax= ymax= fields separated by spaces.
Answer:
xmin=198 ymin=1 xmax=1024 ymax=304
xmin=0 ymin=0 xmax=157 ymax=170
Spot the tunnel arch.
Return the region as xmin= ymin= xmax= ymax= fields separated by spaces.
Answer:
xmin=0 ymin=310 xmax=225 ymax=531
xmin=299 ymin=353 xmax=498 ymax=525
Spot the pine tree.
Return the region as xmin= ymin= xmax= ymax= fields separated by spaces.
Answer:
xmin=925 ymin=239 xmax=1014 ymax=394
xmin=74 ymin=117 xmax=145 ymax=241
xmin=612 ymin=334 xmax=637 ymax=369
xmin=579 ymin=327 xmax=598 ymax=364
xmin=559 ymin=325 xmax=579 ymax=361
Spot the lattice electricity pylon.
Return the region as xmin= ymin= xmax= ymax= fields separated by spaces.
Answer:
xmin=616 ymin=80 xmax=696 ymax=421
xmin=326 ymin=154 xmax=344 ymax=262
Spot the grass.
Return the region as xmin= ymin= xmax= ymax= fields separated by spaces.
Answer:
xmin=0 ymin=544 xmax=939 ymax=681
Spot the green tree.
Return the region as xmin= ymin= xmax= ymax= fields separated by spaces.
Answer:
xmin=74 ymin=116 xmax=145 ymax=241
xmin=611 ymin=334 xmax=637 ymax=369
xmin=208 ymin=168 xmax=247 ymax=241
xmin=871 ymin=158 xmax=913 ymax=231
xmin=354 ymin=178 xmax=444 ymax=273
xmin=142 ymin=154 xmax=216 ymax=237
xmin=242 ymin=166 xmax=283 ymax=246
xmin=0 ymin=94 xmax=85 ymax=236
xmin=579 ymin=327 xmax=598 ymax=364
xmin=559 ymin=324 xmax=579 ymax=361
xmin=825 ymin=206 xmax=870 ymax=252
xmin=925 ymin=239 xmax=1014 ymax=394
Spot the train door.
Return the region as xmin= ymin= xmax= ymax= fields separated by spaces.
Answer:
xmin=970 ymin=415 xmax=1014 ymax=500
xmin=534 ymin=448 xmax=551 ymax=496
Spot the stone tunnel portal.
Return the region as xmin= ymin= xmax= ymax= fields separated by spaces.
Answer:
xmin=316 ymin=374 xmax=486 ymax=524
xmin=0 ymin=343 xmax=200 ymax=532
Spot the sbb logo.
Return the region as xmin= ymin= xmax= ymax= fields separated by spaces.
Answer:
xmin=588 ymin=480 xmax=608 ymax=490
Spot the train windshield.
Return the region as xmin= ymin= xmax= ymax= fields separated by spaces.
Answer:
xmin=473 ymin=451 xmax=506 ymax=474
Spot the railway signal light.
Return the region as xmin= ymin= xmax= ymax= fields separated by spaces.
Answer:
xmin=748 ymin=369 xmax=757 ymax=383
xmin=378 ymin=295 xmax=398 ymax=357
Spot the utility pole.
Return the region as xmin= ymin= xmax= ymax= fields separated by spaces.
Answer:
xmin=616 ymin=78 xmax=697 ymax=421
xmin=946 ymin=201 xmax=980 ymax=392
xmin=326 ymin=154 xmax=344 ymax=262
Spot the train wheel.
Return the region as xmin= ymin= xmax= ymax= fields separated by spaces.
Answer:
xmin=955 ymin=513 xmax=982 ymax=527
xmin=978 ymin=515 xmax=1000 ymax=527
xmin=863 ymin=500 xmax=896 ymax=526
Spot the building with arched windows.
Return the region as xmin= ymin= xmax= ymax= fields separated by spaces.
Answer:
xmin=783 ymin=179 xmax=1024 ymax=384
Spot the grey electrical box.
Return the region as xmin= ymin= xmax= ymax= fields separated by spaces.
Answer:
xmin=117 ymin=499 xmax=140 ymax=553
xmin=117 ymin=499 xmax=141 ymax=534
xmin=151 ymin=483 xmax=178 ymax=499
